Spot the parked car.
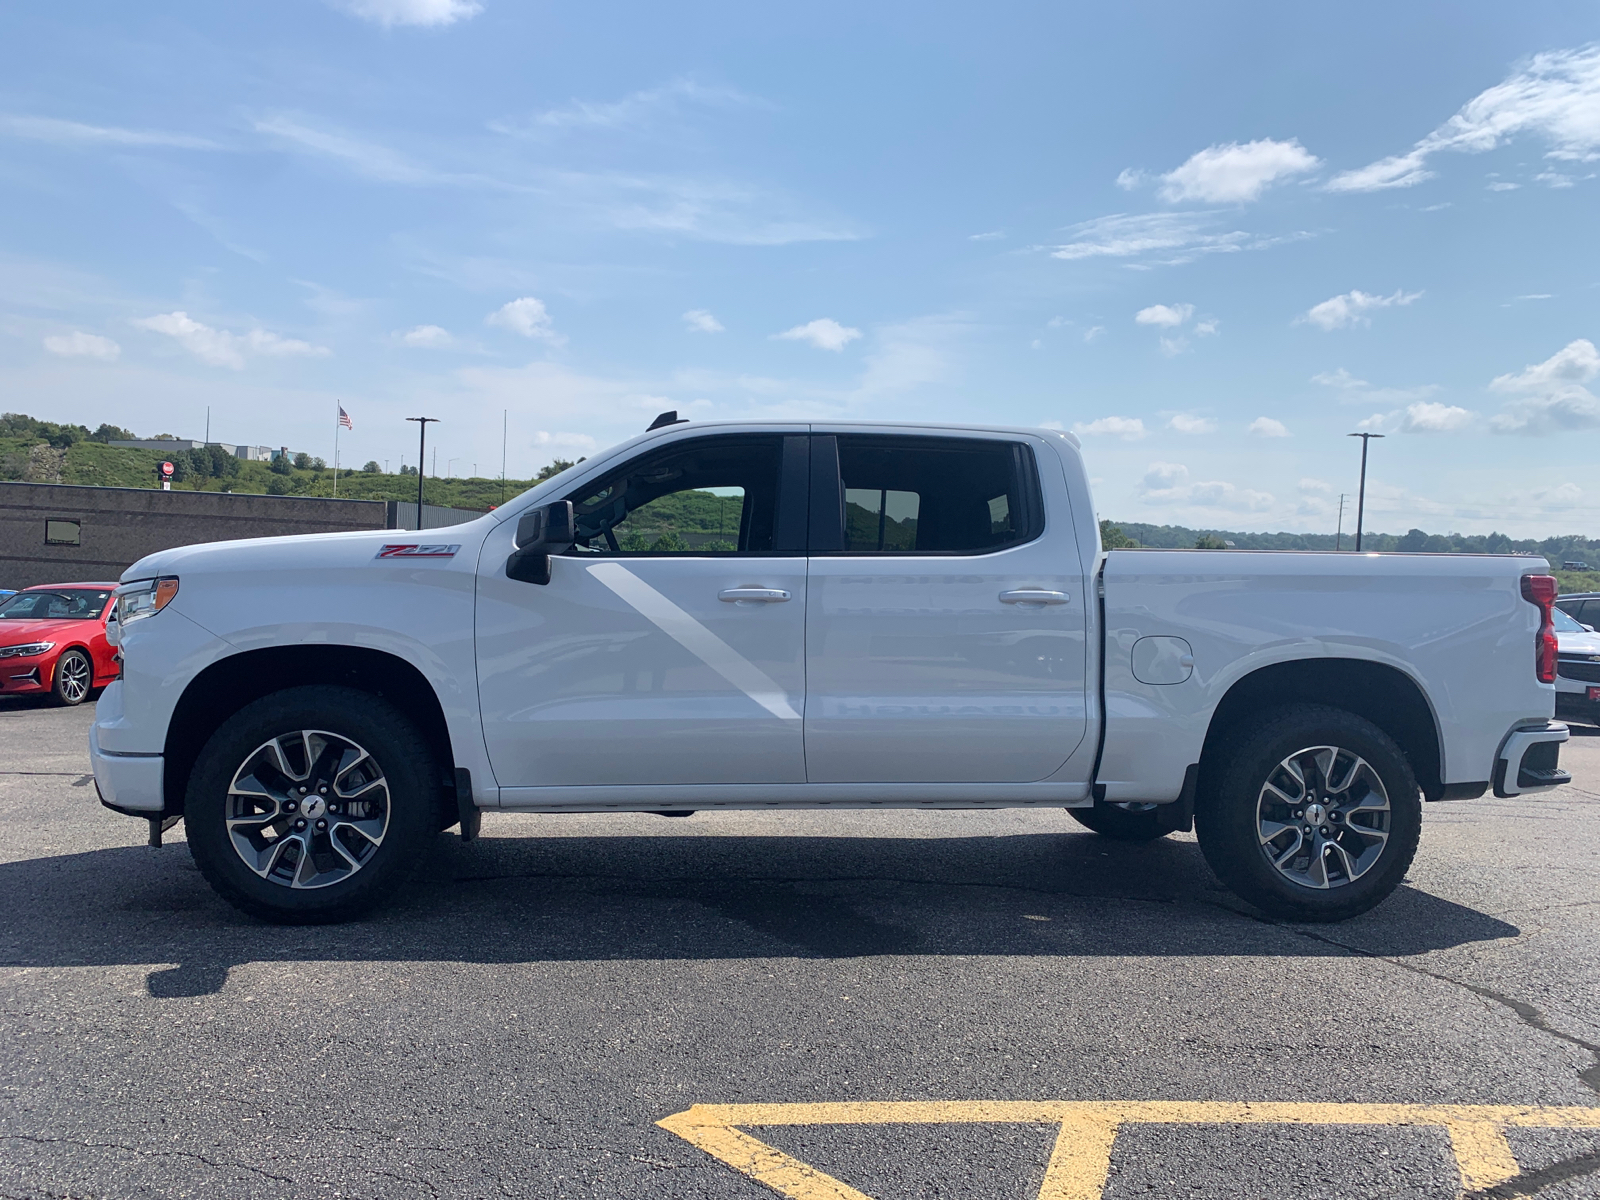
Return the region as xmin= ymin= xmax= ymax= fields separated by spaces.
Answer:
xmin=1562 ymin=561 xmax=1591 ymax=571
xmin=91 ymin=421 xmax=1570 ymax=924
xmin=1556 ymin=591 xmax=1600 ymax=627
xmin=1553 ymin=605 xmax=1600 ymax=727
xmin=0 ymin=582 xmax=119 ymax=706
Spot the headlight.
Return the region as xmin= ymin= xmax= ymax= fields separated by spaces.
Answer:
xmin=117 ymin=577 xmax=180 ymax=625
xmin=0 ymin=642 xmax=53 ymax=659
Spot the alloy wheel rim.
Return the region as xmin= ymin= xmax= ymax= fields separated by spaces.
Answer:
xmin=225 ymin=730 xmax=390 ymax=890
xmin=59 ymin=654 xmax=90 ymax=703
xmin=1255 ymin=744 xmax=1390 ymax=890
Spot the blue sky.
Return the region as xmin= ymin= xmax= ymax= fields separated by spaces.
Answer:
xmin=2 ymin=2 xmax=1598 ymax=536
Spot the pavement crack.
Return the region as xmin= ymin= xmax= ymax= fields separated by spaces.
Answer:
xmin=0 ymin=1133 xmax=297 ymax=1184
xmin=1464 ymin=1146 xmax=1600 ymax=1198
xmin=1215 ymin=905 xmax=1600 ymax=1096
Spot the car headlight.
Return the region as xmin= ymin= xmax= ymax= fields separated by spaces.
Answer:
xmin=117 ymin=577 xmax=180 ymax=626
xmin=0 ymin=642 xmax=53 ymax=659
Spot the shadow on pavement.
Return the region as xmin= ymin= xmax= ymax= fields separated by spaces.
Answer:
xmin=0 ymin=828 xmax=1520 ymax=999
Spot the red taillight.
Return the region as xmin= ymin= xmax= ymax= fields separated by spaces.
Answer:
xmin=1521 ymin=573 xmax=1559 ymax=684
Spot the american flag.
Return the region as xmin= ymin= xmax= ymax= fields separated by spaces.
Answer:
xmin=338 ymin=405 xmax=353 ymax=431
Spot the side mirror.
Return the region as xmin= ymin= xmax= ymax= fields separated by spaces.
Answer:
xmin=506 ymin=501 xmax=575 ymax=585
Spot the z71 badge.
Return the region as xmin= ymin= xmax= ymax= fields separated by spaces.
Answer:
xmin=375 ymin=543 xmax=461 ymax=558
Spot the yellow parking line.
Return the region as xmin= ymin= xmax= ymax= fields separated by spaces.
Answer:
xmin=657 ymin=1100 xmax=1600 ymax=1200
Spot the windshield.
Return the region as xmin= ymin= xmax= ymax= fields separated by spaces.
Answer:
xmin=1553 ymin=607 xmax=1587 ymax=634
xmin=0 ymin=589 xmax=113 ymax=621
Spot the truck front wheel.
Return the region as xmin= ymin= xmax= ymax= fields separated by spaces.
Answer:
xmin=184 ymin=685 xmax=438 ymax=924
xmin=1195 ymin=704 xmax=1422 ymax=922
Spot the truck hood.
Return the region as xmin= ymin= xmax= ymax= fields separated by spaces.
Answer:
xmin=1557 ymin=629 xmax=1600 ymax=657
xmin=120 ymin=518 xmax=493 ymax=583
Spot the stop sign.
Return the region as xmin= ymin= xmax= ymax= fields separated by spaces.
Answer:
xmin=160 ymin=461 xmax=174 ymax=477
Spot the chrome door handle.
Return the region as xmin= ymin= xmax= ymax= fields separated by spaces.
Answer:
xmin=999 ymin=589 xmax=1069 ymax=605
xmin=718 ymin=588 xmax=791 ymax=603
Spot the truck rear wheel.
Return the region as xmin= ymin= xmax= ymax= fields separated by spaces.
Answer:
xmin=1195 ymin=704 xmax=1421 ymax=922
xmin=184 ymin=685 xmax=438 ymax=924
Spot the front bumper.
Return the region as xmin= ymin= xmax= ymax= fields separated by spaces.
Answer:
xmin=89 ymin=723 xmax=164 ymax=814
xmin=1493 ymin=720 xmax=1571 ymax=797
xmin=0 ymin=659 xmax=48 ymax=693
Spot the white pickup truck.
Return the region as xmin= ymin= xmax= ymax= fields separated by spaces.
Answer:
xmin=90 ymin=419 xmax=1571 ymax=924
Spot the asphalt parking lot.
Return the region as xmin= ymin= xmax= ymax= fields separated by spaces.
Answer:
xmin=1 ymin=697 xmax=1597 ymax=1200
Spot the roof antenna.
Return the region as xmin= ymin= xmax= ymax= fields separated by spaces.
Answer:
xmin=647 ymin=410 xmax=688 ymax=431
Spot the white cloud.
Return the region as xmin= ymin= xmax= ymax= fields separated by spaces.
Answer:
xmin=512 ymin=79 xmax=752 ymax=135
xmin=1489 ymin=339 xmax=1600 ymax=434
xmin=1328 ymin=44 xmax=1600 ymax=192
xmin=1073 ymin=416 xmax=1146 ymax=439
xmin=1194 ymin=318 xmax=1220 ymax=337
xmin=1135 ymin=302 xmax=1194 ymax=327
xmin=1301 ymin=288 xmax=1422 ymax=330
xmin=1299 ymin=477 xmax=1333 ymax=493
xmin=968 ymin=230 xmax=1005 ymax=241
xmin=1156 ymin=138 xmax=1321 ymax=203
xmin=1159 ymin=336 xmax=1189 ymax=357
xmin=1168 ymin=413 xmax=1217 ymax=434
xmin=399 ymin=324 xmax=453 ymax=347
xmin=132 ymin=312 xmax=329 ymax=370
xmin=1114 ymin=168 xmax=1147 ymax=191
xmin=775 ymin=318 xmax=861 ymax=352
xmin=1083 ymin=325 xmax=1105 ymax=343
xmin=1402 ymin=401 xmax=1474 ymax=432
xmin=331 ymin=0 xmax=482 ymax=27
xmin=1248 ymin=417 xmax=1291 ymax=437
xmin=0 ymin=114 xmax=218 ymax=150
xmin=683 ymin=309 xmax=725 ymax=333
xmin=1357 ymin=401 xmax=1476 ymax=434
xmin=254 ymin=115 xmax=459 ymax=185
xmin=1137 ymin=461 xmax=1274 ymax=511
xmin=43 ymin=331 xmax=120 ymax=361
xmin=1312 ymin=367 xmax=1368 ymax=389
xmin=487 ymin=297 xmax=563 ymax=343
xmin=1047 ymin=212 xmax=1302 ymax=266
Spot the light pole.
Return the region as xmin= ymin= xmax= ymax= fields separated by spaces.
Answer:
xmin=406 ymin=417 xmax=439 ymax=530
xmin=1347 ymin=432 xmax=1385 ymax=551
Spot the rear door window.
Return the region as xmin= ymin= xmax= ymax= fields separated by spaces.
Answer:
xmin=825 ymin=436 xmax=1041 ymax=554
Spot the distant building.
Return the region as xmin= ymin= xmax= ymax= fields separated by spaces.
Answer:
xmin=110 ymin=440 xmax=289 ymax=461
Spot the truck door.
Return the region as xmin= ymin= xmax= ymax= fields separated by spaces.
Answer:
xmin=476 ymin=431 xmax=810 ymax=788
xmin=803 ymin=432 xmax=1089 ymax=783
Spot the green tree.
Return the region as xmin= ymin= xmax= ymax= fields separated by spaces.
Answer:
xmin=362 ymin=460 xmax=381 ymax=473
xmin=649 ymin=531 xmax=688 ymax=552
xmin=89 ymin=423 xmax=136 ymax=443
xmin=1194 ymin=534 xmax=1228 ymax=549
xmin=293 ymin=452 xmax=313 ymax=470
xmin=269 ymin=454 xmax=293 ymax=476
xmin=1099 ymin=519 xmax=1137 ymax=549
xmin=536 ymin=457 xmax=585 ymax=481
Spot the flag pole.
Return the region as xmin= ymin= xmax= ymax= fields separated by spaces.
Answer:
xmin=333 ymin=400 xmax=340 ymax=498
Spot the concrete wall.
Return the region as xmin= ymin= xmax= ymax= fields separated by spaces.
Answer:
xmin=0 ymin=482 xmax=390 ymax=589
xmin=386 ymin=500 xmax=491 ymax=531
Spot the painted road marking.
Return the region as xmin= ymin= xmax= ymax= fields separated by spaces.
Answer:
xmin=657 ymin=1100 xmax=1600 ymax=1200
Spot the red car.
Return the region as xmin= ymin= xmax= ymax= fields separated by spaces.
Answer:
xmin=0 ymin=582 xmax=120 ymax=706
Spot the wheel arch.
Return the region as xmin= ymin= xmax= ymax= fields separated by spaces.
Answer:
xmin=162 ymin=645 xmax=458 ymax=820
xmin=1199 ymin=657 xmax=1444 ymax=800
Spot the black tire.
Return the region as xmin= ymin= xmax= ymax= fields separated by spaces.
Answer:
xmin=185 ymin=685 xmax=438 ymax=924
xmin=1195 ymin=703 xmax=1422 ymax=922
xmin=49 ymin=648 xmax=93 ymax=707
xmin=1069 ymin=800 xmax=1169 ymax=842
